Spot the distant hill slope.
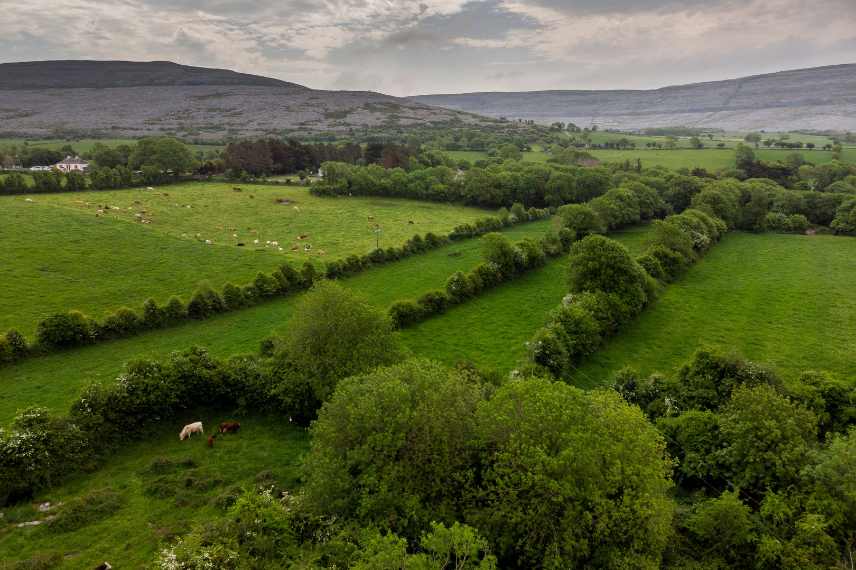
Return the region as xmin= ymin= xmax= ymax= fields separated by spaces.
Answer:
xmin=0 ymin=60 xmax=493 ymax=139
xmin=410 ymin=64 xmax=856 ymax=132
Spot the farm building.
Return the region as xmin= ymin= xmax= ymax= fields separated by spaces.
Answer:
xmin=54 ymin=155 xmax=89 ymax=172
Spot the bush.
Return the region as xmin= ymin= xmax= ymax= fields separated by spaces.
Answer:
xmin=472 ymin=262 xmax=502 ymax=290
xmin=446 ymin=271 xmax=474 ymax=302
xmin=557 ymin=203 xmax=605 ymax=238
xmin=222 ymin=283 xmax=246 ymax=310
xmin=0 ymin=407 xmax=89 ymax=503
xmin=253 ymin=272 xmax=280 ymax=298
xmin=567 ymin=235 xmax=649 ymax=317
xmin=389 ymin=300 xmax=425 ymax=329
xmin=551 ymin=303 xmax=602 ymax=362
xmin=36 ymin=311 xmax=94 ymax=348
xmin=516 ymin=238 xmax=546 ymax=269
xmin=99 ymin=307 xmax=141 ymax=338
xmin=163 ymin=296 xmax=186 ymax=323
xmin=187 ymin=286 xmax=225 ymax=319
xmin=142 ymin=298 xmax=163 ymax=328
xmin=0 ymin=329 xmax=28 ymax=363
xmin=527 ymin=325 xmax=569 ymax=378
xmin=647 ymin=245 xmax=688 ymax=281
xmin=417 ymin=290 xmax=450 ymax=316
xmin=637 ymin=253 xmax=667 ymax=282
xmin=480 ymin=233 xmax=520 ymax=276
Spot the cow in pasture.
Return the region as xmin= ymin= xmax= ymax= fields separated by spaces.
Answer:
xmin=94 ymin=563 xmax=112 ymax=570
xmin=207 ymin=435 xmax=216 ymax=448
xmin=179 ymin=421 xmax=204 ymax=441
xmin=219 ymin=421 xmax=241 ymax=434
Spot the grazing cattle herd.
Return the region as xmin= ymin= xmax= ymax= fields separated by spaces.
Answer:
xmin=178 ymin=420 xmax=241 ymax=447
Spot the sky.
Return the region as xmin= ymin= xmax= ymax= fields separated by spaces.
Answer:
xmin=2 ymin=0 xmax=855 ymax=96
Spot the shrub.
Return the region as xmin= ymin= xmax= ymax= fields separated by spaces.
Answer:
xmin=0 ymin=329 xmax=28 ymax=363
xmin=163 ymin=296 xmax=186 ymax=323
xmin=99 ymin=307 xmax=141 ymax=338
xmin=187 ymin=286 xmax=225 ymax=319
xmin=831 ymin=198 xmax=856 ymax=234
xmin=252 ymin=272 xmax=280 ymax=298
xmin=446 ymin=271 xmax=474 ymax=302
xmin=516 ymin=237 xmax=546 ymax=269
xmin=222 ymin=283 xmax=246 ymax=310
xmin=567 ymin=235 xmax=649 ymax=317
xmin=550 ymin=303 xmax=602 ymax=362
xmin=278 ymin=263 xmax=302 ymax=290
xmin=0 ymin=407 xmax=89 ymax=502
xmin=142 ymin=298 xmax=163 ymax=328
xmin=557 ymin=203 xmax=605 ymax=238
xmin=480 ymin=233 xmax=519 ymax=275
xmin=417 ymin=290 xmax=450 ymax=316
xmin=527 ymin=325 xmax=570 ymax=378
xmin=647 ymin=245 xmax=688 ymax=281
xmin=367 ymin=248 xmax=387 ymax=264
xmin=300 ymin=262 xmax=318 ymax=288
xmin=510 ymin=202 xmax=527 ymax=222
xmin=389 ymin=300 xmax=424 ymax=329
xmin=324 ymin=260 xmax=344 ymax=279
xmin=424 ymin=232 xmax=445 ymax=248
xmin=637 ymin=253 xmax=667 ymax=282
xmin=472 ymin=262 xmax=502 ymax=290
xmin=36 ymin=311 xmax=94 ymax=348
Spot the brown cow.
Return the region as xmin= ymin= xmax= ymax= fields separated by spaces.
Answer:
xmin=207 ymin=435 xmax=216 ymax=448
xmin=219 ymin=421 xmax=241 ymax=434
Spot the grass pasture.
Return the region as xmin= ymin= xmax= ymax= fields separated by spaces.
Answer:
xmin=0 ymin=414 xmax=308 ymax=568
xmin=0 ymin=137 xmax=221 ymax=154
xmin=445 ymin=146 xmax=855 ymax=171
xmin=574 ymin=232 xmax=856 ymax=387
xmin=0 ymin=219 xmax=554 ymax=423
xmin=0 ymin=183 xmax=494 ymax=335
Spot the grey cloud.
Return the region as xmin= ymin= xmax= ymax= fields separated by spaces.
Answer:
xmin=519 ymin=0 xmax=735 ymax=15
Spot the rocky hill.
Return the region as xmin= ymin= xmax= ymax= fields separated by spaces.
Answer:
xmin=410 ymin=64 xmax=856 ymax=132
xmin=0 ymin=61 xmax=494 ymax=139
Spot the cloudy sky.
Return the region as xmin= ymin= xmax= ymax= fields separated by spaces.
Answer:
xmin=2 ymin=0 xmax=855 ymax=95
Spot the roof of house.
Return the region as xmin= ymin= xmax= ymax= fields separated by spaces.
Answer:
xmin=56 ymin=155 xmax=88 ymax=165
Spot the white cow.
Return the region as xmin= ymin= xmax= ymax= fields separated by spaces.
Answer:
xmin=179 ymin=421 xmax=204 ymax=441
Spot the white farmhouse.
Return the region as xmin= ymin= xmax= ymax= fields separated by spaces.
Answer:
xmin=54 ymin=155 xmax=89 ymax=173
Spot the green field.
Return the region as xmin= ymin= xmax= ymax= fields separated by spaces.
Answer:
xmin=573 ymin=232 xmax=856 ymax=387
xmin=0 ymin=183 xmax=495 ymax=335
xmin=0 ymin=219 xmax=554 ymax=424
xmin=0 ymin=414 xmax=308 ymax=568
xmin=446 ymin=146 xmax=856 ymax=170
xmin=0 ymin=137 xmax=221 ymax=154
xmin=398 ymin=225 xmax=654 ymax=372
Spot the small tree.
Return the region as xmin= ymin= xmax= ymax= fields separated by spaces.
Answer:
xmin=557 ymin=203 xmax=605 ymax=239
xmin=273 ymin=282 xmax=402 ymax=422
xmin=36 ymin=311 xmax=94 ymax=348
